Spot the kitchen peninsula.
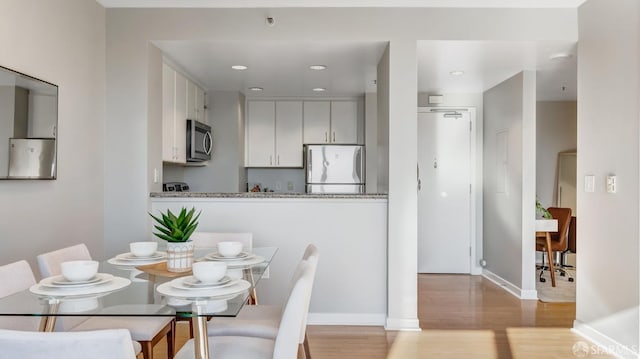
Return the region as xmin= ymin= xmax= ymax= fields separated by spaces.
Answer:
xmin=150 ymin=192 xmax=388 ymax=326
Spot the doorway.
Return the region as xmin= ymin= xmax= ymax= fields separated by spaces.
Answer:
xmin=417 ymin=107 xmax=476 ymax=273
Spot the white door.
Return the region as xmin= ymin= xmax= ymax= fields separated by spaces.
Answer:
xmin=418 ymin=111 xmax=471 ymax=273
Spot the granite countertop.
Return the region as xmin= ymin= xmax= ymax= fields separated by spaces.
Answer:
xmin=150 ymin=192 xmax=388 ymax=199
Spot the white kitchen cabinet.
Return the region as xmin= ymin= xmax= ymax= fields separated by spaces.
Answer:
xmin=303 ymin=101 xmax=331 ymax=143
xmin=330 ymin=100 xmax=358 ymax=144
xmin=246 ymin=101 xmax=276 ymax=166
xmin=246 ymin=100 xmax=303 ymax=167
xmin=303 ymin=100 xmax=358 ymax=144
xmin=162 ymin=63 xmax=187 ymax=163
xmin=187 ymin=79 xmax=207 ymax=124
xmin=275 ymin=101 xmax=303 ymax=167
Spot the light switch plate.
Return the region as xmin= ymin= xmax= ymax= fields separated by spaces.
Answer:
xmin=585 ymin=175 xmax=596 ymax=193
xmin=606 ymin=175 xmax=617 ymax=193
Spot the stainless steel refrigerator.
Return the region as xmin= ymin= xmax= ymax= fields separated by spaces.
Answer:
xmin=8 ymin=138 xmax=56 ymax=179
xmin=305 ymin=144 xmax=365 ymax=193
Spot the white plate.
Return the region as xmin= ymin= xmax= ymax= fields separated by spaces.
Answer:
xmin=206 ymin=252 xmax=253 ymax=261
xmin=51 ymin=276 xmax=102 ymax=286
xmin=107 ymin=257 xmax=166 ymax=267
xmin=201 ymin=255 xmax=266 ymax=268
xmin=172 ymin=276 xmax=236 ymax=290
xmin=115 ymin=252 xmax=166 ymax=261
xmin=40 ymin=273 xmax=114 ymax=289
xmin=30 ymin=276 xmax=131 ymax=298
xmin=157 ymin=279 xmax=251 ymax=300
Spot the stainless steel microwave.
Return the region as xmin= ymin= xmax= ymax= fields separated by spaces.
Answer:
xmin=186 ymin=119 xmax=212 ymax=162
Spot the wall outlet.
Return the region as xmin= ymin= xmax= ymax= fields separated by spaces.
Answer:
xmin=287 ymin=181 xmax=294 ymax=191
xmin=606 ymin=175 xmax=617 ymax=193
xmin=275 ymin=181 xmax=282 ymax=191
xmin=262 ymin=266 xmax=270 ymax=279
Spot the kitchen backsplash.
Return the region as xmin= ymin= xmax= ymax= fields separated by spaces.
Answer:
xmin=247 ymin=168 xmax=305 ymax=193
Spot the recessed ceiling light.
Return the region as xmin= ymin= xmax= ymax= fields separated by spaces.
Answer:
xmin=231 ymin=65 xmax=248 ymax=70
xmin=309 ymin=65 xmax=327 ymax=71
xmin=312 ymin=87 xmax=326 ymax=92
xmin=549 ymin=53 xmax=573 ymax=61
xmin=249 ymin=87 xmax=263 ymax=91
xmin=449 ymin=70 xmax=465 ymax=76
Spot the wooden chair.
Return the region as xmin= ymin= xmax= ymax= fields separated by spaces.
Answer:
xmin=36 ymin=244 xmax=175 ymax=359
xmin=536 ymin=207 xmax=573 ymax=286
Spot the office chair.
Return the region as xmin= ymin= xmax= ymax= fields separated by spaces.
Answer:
xmin=536 ymin=207 xmax=574 ymax=283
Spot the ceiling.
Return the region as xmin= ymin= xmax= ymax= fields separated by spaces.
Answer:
xmin=157 ymin=39 xmax=577 ymax=101
xmin=111 ymin=0 xmax=580 ymax=101
xmin=155 ymin=41 xmax=387 ymax=98
xmin=97 ymin=0 xmax=586 ymax=8
xmin=418 ymin=41 xmax=577 ymax=101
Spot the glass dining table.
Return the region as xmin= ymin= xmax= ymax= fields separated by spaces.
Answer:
xmin=0 ymin=246 xmax=278 ymax=359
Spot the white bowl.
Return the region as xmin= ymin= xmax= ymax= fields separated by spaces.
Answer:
xmin=192 ymin=262 xmax=227 ymax=284
xmin=217 ymin=241 xmax=243 ymax=257
xmin=60 ymin=260 xmax=99 ymax=282
xmin=129 ymin=241 xmax=158 ymax=257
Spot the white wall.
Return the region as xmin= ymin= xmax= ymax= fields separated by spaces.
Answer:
xmin=365 ymin=92 xmax=378 ymax=193
xmin=0 ymin=86 xmax=15 ymax=176
xmin=105 ymin=7 xmax=576 ymax=329
xmin=151 ymin=197 xmax=388 ymax=325
xmin=184 ymin=91 xmax=246 ymax=192
xmin=376 ymin=47 xmax=390 ymax=194
xmin=536 ymin=101 xmax=577 ymax=210
xmin=482 ymin=71 xmax=537 ymax=298
xmin=0 ymin=0 xmax=106 ymax=272
xmin=575 ymin=0 xmax=639 ymax=354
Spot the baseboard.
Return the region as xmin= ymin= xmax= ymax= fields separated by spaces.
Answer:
xmin=307 ymin=313 xmax=386 ymax=326
xmin=471 ymin=265 xmax=483 ymax=275
xmin=573 ymin=320 xmax=639 ymax=359
xmin=482 ymin=269 xmax=538 ymax=300
xmin=385 ymin=317 xmax=421 ymax=331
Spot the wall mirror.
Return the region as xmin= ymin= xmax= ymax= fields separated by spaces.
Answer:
xmin=556 ymin=150 xmax=577 ymax=214
xmin=0 ymin=66 xmax=58 ymax=179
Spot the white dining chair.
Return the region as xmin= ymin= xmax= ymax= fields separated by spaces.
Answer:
xmin=206 ymin=244 xmax=319 ymax=358
xmin=174 ymin=256 xmax=316 ymax=359
xmin=0 ymin=260 xmax=40 ymax=331
xmin=36 ymin=243 xmax=175 ymax=359
xmin=0 ymin=328 xmax=138 ymax=359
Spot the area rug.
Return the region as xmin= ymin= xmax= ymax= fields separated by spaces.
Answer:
xmin=536 ymin=269 xmax=575 ymax=303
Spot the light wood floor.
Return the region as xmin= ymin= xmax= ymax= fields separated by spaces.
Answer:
xmin=148 ymin=274 xmax=581 ymax=359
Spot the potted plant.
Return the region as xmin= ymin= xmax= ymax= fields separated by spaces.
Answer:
xmin=536 ymin=198 xmax=552 ymax=219
xmin=149 ymin=207 xmax=200 ymax=272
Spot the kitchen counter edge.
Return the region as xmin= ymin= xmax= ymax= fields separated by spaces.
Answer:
xmin=150 ymin=192 xmax=388 ymax=199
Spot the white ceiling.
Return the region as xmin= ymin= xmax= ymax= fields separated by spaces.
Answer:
xmin=110 ymin=0 xmax=580 ymax=100
xmin=418 ymin=41 xmax=577 ymax=101
xmin=97 ymin=0 xmax=586 ymax=8
xmin=158 ymin=39 xmax=576 ymax=101
xmin=156 ymin=41 xmax=387 ymax=98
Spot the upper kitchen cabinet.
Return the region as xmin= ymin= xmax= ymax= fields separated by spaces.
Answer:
xmin=303 ymin=100 xmax=360 ymax=144
xmin=162 ymin=62 xmax=207 ymax=164
xmin=246 ymin=100 xmax=303 ymax=167
xmin=186 ymin=79 xmax=206 ymax=124
xmin=162 ymin=63 xmax=186 ymax=163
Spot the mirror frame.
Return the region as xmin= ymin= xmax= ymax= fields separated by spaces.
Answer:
xmin=0 ymin=65 xmax=58 ymax=180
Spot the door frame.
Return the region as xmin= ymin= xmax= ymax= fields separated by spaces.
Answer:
xmin=417 ymin=106 xmax=482 ymax=275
